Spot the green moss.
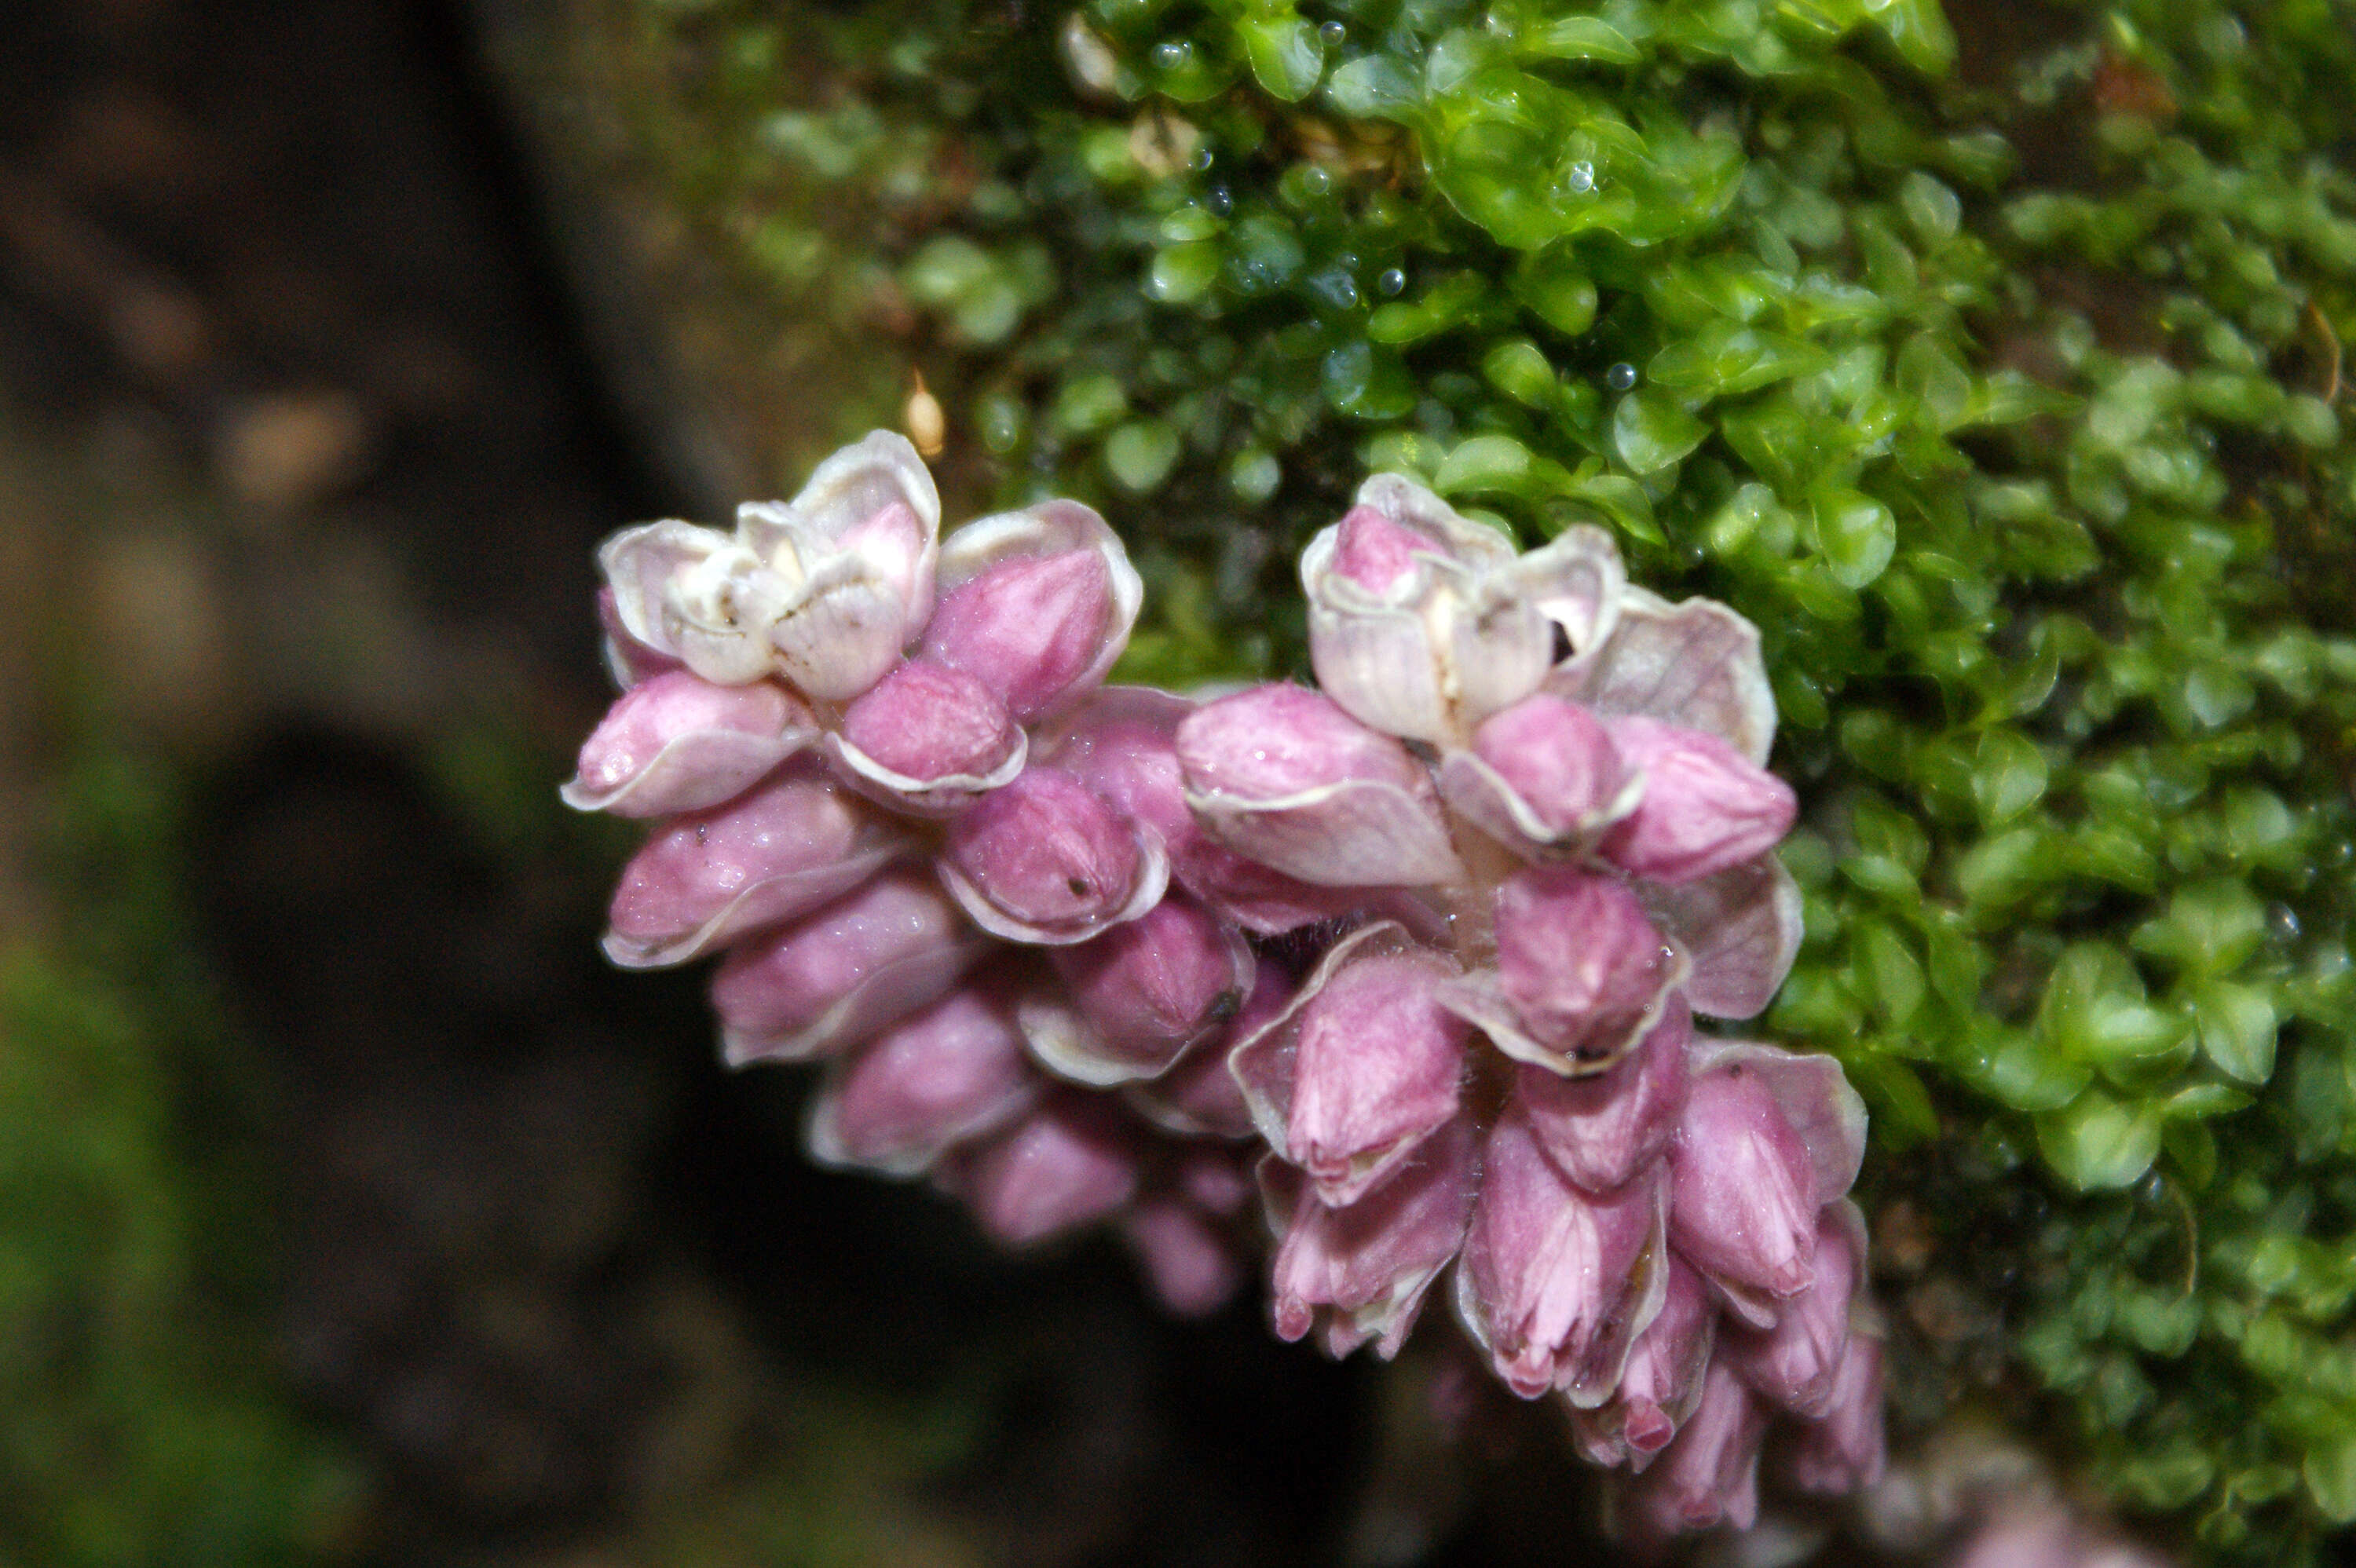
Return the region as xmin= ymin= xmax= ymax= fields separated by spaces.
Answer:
xmin=602 ymin=0 xmax=2356 ymax=1555
xmin=1 ymin=745 xmax=356 ymax=1566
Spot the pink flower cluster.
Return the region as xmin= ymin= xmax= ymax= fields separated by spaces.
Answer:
xmin=567 ymin=434 xmax=1886 ymax=1538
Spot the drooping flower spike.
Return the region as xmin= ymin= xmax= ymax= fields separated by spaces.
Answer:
xmin=568 ymin=439 xmax=1881 ymax=1545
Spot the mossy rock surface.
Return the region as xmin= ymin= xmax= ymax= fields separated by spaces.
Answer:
xmin=476 ymin=0 xmax=2356 ymax=1559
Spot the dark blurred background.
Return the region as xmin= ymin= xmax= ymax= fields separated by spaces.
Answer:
xmin=0 ymin=2 xmax=1436 ymax=1563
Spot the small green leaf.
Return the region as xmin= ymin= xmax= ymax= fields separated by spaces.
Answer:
xmin=1482 ymin=338 xmax=1559 ymax=408
xmin=1510 ymin=249 xmax=1598 ymax=336
xmin=1898 ymin=171 xmax=1962 ymax=243
xmin=1857 ymin=921 xmax=1926 ymax=1025
xmin=1971 ymin=729 xmax=2048 ymax=824
xmin=1239 ymin=13 xmax=1324 ymax=102
xmin=1809 ymin=487 xmax=1897 ymax=589
xmin=1324 ymin=53 xmax=1421 ymax=119
xmin=1102 ymin=419 xmax=1179 ymax=492
xmin=1435 ymin=433 xmax=1535 ymax=495
xmin=1147 ymin=241 xmax=1221 ymax=303
xmin=1612 ymin=389 xmax=1707 ymax=473
xmin=1561 ymin=470 xmax=1664 ymax=545
xmin=2305 ymin=1433 xmax=2356 ymax=1524
xmin=2037 ymin=1088 xmax=2162 ymax=1192
xmin=2193 ymin=981 xmax=2279 ymax=1084
xmin=1519 ymin=15 xmax=1640 ymax=64
xmin=1961 ymin=1028 xmax=2091 ymax=1113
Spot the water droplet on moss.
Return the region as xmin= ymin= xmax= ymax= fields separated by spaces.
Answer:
xmin=1377 ymin=267 xmax=1407 ymax=296
xmin=1190 ymin=142 xmax=1215 ymax=171
xmin=1605 ymin=361 xmax=1638 ymax=391
xmin=1319 ymin=20 xmax=1345 ymax=46
xmin=1564 ymin=159 xmax=1595 ymax=194
xmin=1207 ymin=183 xmax=1232 ymax=215
xmin=1153 ymin=40 xmax=1191 ymax=69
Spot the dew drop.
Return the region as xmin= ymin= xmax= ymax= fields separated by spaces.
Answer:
xmin=1564 ymin=159 xmax=1595 ymax=194
xmin=1320 ymin=20 xmax=1346 ymax=45
xmin=1191 ymin=142 xmax=1216 ymax=171
xmin=1300 ymin=164 xmax=1331 ymax=196
xmin=1605 ymin=361 xmax=1638 ymax=391
xmin=1207 ymin=183 xmax=1233 ymax=215
xmin=1377 ymin=266 xmax=1407 ymax=296
xmin=2269 ymin=902 xmax=2303 ymax=942
xmin=1153 ymin=39 xmax=1191 ymax=69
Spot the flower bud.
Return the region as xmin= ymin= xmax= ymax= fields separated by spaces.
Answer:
xmin=1329 ymin=502 xmax=1437 ymax=593
xmin=712 ymin=870 xmax=982 ymax=1065
xmin=938 ymin=767 xmax=1164 ymax=944
xmin=1022 ymin=894 xmax=1253 ymax=1085
xmin=953 ymin=1094 xmax=1139 ymax=1247
xmin=1619 ymin=1358 xmax=1768 ymax=1542
xmin=565 ymin=670 xmax=815 ymax=817
xmin=1122 ymin=1197 xmax=1240 ymax=1318
xmin=1578 ymin=1254 xmax=1717 ymax=1470
xmin=1440 ymin=693 xmax=1637 ymax=854
xmin=830 ymin=660 xmax=1025 ymax=812
xmin=1302 ymin=474 xmax=1551 ymax=744
xmin=1515 ymin=994 xmax=1690 ymax=1195
xmin=1287 ymin=951 xmax=1468 ymax=1207
xmin=599 ymin=521 xmax=788 ymax=685
xmin=1456 ymin=1106 xmax=1666 ymax=1402
xmin=806 ymin=985 xmax=1039 ymax=1177
xmin=923 ymin=548 xmax=1117 ymax=722
xmin=1177 ymin=683 xmax=1462 ymax=887
xmin=1785 ymin=1332 xmax=1886 ymax=1496
xmin=1722 ymin=1201 xmax=1860 ymax=1416
xmin=925 ymin=498 xmax=1141 ymax=718
xmin=1124 ymin=961 xmax=1291 ymax=1139
xmin=604 ymin=766 xmax=900 ymax=967
xmin=1599 ymin=716 xmax=1797 ymax=885
xmin=1492 ymin=867 xmax=1677 ymax=1068
xmin=1666 ymin=1058 xmax=1821 ymax=1317
xmin=1268 ymin=1117 xmax=1477 ymax=1359
xmin=739 ymin=431 xmax=942 ymax=698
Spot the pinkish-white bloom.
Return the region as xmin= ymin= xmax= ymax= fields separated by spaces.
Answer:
xmin=1022 ymin=894 xmax=1255 ymax=1086
xmin=920 ymin=499 xmax=1143 ymax=722
xmin=1666 ymin=1054 xmax=1825 ymax=1321
xmin=1575 ymin=1253 xmax=1718 ymax=1470
xmin=602 ymin=431 xmax=940 ymax=696
xmin=828 ymin=660 xmax=1027 ymax=813
xmin=1435 ymin=868 xmax=1686 ymax=1076
xmin=1785 ymin=1329 xmax=1886 ymax=1496
xmin=1121 ymin=1195 xmax=1242 ymax=1318
xmin=1265 ymin=1117 xmax=1478 ymax=1358
xmin=1600 ymin=716 xmax=1798 ymax=884
xmin=711 ymin=869 xmax=985 ymax=1066
xmin=1454 ymin=1106 xmax=1668 ymax=1404
xmin=1515 ymin=994 xmax=1692 ymax=1195
xmin=1436 ymin=693 xmax=1643 ymax=858
xmin=952 ymin=1093 xmax=1140 ymax=1246
xmin=938 ymin=766 xmax=1166 ymax=945
xmin=562 ymin=669 xmax=817 ymax=817
xmin=1177 ymin=683 xmax=1464 ymax=887
xmin=602 ymin=766 xmax=903 ymax=968
xmin=805 ymin=983 xmax=1041 ymax=1177
xmin=1301 ymin=476 xmax=1626 ymax=746
xmin=1720 ymin=1202 xmax=1863 ymax=1416
xmin=1619 ymin=1357 xmax=1769 ymax=1541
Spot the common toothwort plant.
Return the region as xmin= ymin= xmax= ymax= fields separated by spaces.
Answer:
xmin=566 ymin=432 xmax=1882 ymax=1542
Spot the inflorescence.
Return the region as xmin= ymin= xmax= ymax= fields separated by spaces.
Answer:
xmin=565 ymin=430 xmax=1881 ymax=1542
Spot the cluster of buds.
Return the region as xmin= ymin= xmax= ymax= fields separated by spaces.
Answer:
xmin=567 ymin=434 xmax=1886 ymax=1541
